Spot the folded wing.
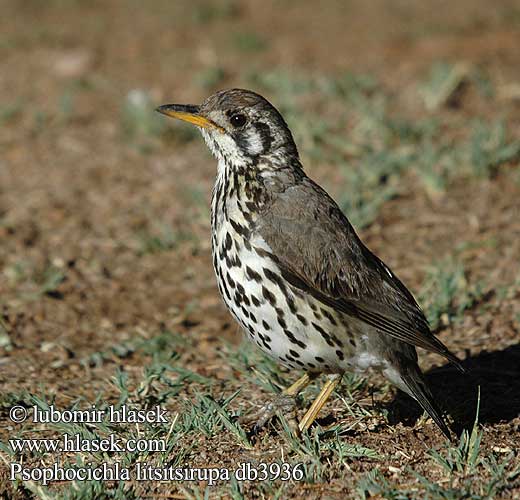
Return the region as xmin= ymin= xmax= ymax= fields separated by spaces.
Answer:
xmin=257 ymin=177 xmax=464 ymax=371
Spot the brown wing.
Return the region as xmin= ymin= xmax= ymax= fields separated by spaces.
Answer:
xmin=256 ymin=176 xmax=464 ymax=371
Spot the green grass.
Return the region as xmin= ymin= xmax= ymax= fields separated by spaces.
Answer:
xmin=419 ymin=258 xmax=485 ymax=330
xmin=194 ymin=65 xmax=227 ymax=91
xmin=133 ymin=215 xmax=200 ymax=255
xmin=419 ymin=61 xmax=470 ymax=110
xmin=121 ymin=89 xmax=169 ymax=151
xmin=191 ymin=0 xmax=239 ymax=24
xmin=2 ymin=260 xmax=67 ymax=301
xmin=0 ymin=101 xmax=22 ymax=124
xmin=231 ymin=32 xmax=268 ymax=52
xmin=468 ymin=120 xmax=520 ymax=178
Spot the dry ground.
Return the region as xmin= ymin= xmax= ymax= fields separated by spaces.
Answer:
xmin=1 ymin=1 xmax=520 ymax=498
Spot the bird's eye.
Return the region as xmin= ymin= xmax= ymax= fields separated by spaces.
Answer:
xmin=230 ymin=113 xmax=247 ymax=128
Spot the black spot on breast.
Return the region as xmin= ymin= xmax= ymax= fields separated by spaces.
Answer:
xmin=285 ymin=294 xmax=297 ymax=314
xmin=311 ymin=323 xmax=338 ymax=347
xmin=324 ymin=336 xmax=334 ymax=347
xmin=336 ymin=349 xmax=345 ymax=361
xmin=246 ymin=266 xmax=262 ymax=282
xmin=284 ymin=330 xmax=306 ymax=349
xmin=245 ymin=201 xmax=256 ymax=212
xmin=242 ymin=210 xmax=253 ymax=224
xmin=321 ymin=308 xmax=338 ymax=326
xmin=226 ymin=272 xmax=236 ymax=289
xmin=349 ymin=339 xmax=356 ymax=347
xmin=251 ymin=295 xmax=261 ymax=307
xmin=253 ymin=246 xmax=274 ymax=260
xmin=263 ymin=269 xmax=296 ymax=313
xmin=315 ymin=356 xmax=325 ymax=363
xmin=262 ymin=286 xmax=277 ymax=306
xmin=262 ymin=320 xmax=271 ymax=330
xmin=311 ymin=322 xmax=334 ymax=347
xmin=296 ymin=314 xmax=308 ymax=326
xmin=249 ymin=311 xmax=256 ymax=322
xmin=263 ymin=267 xmax=282 ymax=285
xmin=224 ymin=232 xmax=232 ymax=251
xmin=230 ymin=219 xmax=249 ymax=238
xmin=289 ymin=349 xmax=300 ymax=358
xmin=284 ymin=330 xmax=297 ymax=343
xmin=221 ymin=279 xmax=231 ymax=300
xmin=277 ymin=314 xmax=287 ymax=329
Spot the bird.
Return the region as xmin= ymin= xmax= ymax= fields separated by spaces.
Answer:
xmin=156 ymin=88 xmax=464 ymax=439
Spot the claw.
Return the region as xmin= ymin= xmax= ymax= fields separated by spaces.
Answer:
xmin=242 ymin=393 xmax=297 ymax=432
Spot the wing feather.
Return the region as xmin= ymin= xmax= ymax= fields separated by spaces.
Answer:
xmin=257 ymin=176 xmax=464 ymax=371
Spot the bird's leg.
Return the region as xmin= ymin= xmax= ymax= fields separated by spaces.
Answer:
xmin=284 ymin=372 xmax=314 ymax=396
xmin=298 ymin=373 xmax=342 ymax=432
xmin=243 ymin=373 xmax=315 ymax=431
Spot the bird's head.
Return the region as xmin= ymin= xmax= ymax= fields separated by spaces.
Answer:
xmin=157 ymin=89 xmax=299 ymax=169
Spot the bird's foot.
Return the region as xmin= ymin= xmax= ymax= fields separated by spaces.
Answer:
xmin=241 ymin=393 xmax=298 ymax=433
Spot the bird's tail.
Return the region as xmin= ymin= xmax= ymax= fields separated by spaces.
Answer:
xmin=398 ymin=364 xmax=452 ymax=440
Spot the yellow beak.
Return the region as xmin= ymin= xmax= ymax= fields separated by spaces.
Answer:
xmin=156 ymin=103 xmax=223 ymax=131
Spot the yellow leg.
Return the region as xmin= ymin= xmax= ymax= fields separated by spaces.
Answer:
xmin=283 ymin=373 xmax=314 ymax=396
xmin=298 ymin=374 xmax=342 ymax=432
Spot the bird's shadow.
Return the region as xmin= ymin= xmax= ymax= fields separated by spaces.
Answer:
xmin=387 ymin=343 xmax=520 ymax=435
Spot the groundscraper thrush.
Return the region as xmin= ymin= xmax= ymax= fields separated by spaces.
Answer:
xmin=157 ymin=89 xmax=464 ymax=439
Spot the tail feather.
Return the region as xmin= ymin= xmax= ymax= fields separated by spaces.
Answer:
xmin=400 ymin=366 xmax=452 ymax=440
xmin=430 ymin=336 xmax=466 ymax=374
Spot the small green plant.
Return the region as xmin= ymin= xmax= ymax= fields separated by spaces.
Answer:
xmin=136 ymin=221 xmax=184 ymax=255
xmin=122 ymin=89 xmax=166 ymax=140
xmin=232 ymin=32 xmax=268 ymax=52
xmin=467 ymin=120 xmax=520 ymax=178
xmin=420 ymin=61 xmax=470 ymax=110
xmin=0 ymin=102 xmax=22 ymax=124
xmin=194 ymin=66 xmax=227 ymax=90
xmin=39 ymin=265 xmax=66 ymax=297
xmin=191 ymin=1 xmax=238 ymax=24
xmin=428 ymin=389 xmax=482 ymax=475
xmin=419 ymin=258 xmax=485 ymax=329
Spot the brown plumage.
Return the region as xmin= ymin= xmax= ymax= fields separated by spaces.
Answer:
xmin=157 ymin=88 xmax=464 ymax=440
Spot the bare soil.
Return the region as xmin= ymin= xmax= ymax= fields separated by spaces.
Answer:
xmin=1 ymin=1 xmax=520 ymax=498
